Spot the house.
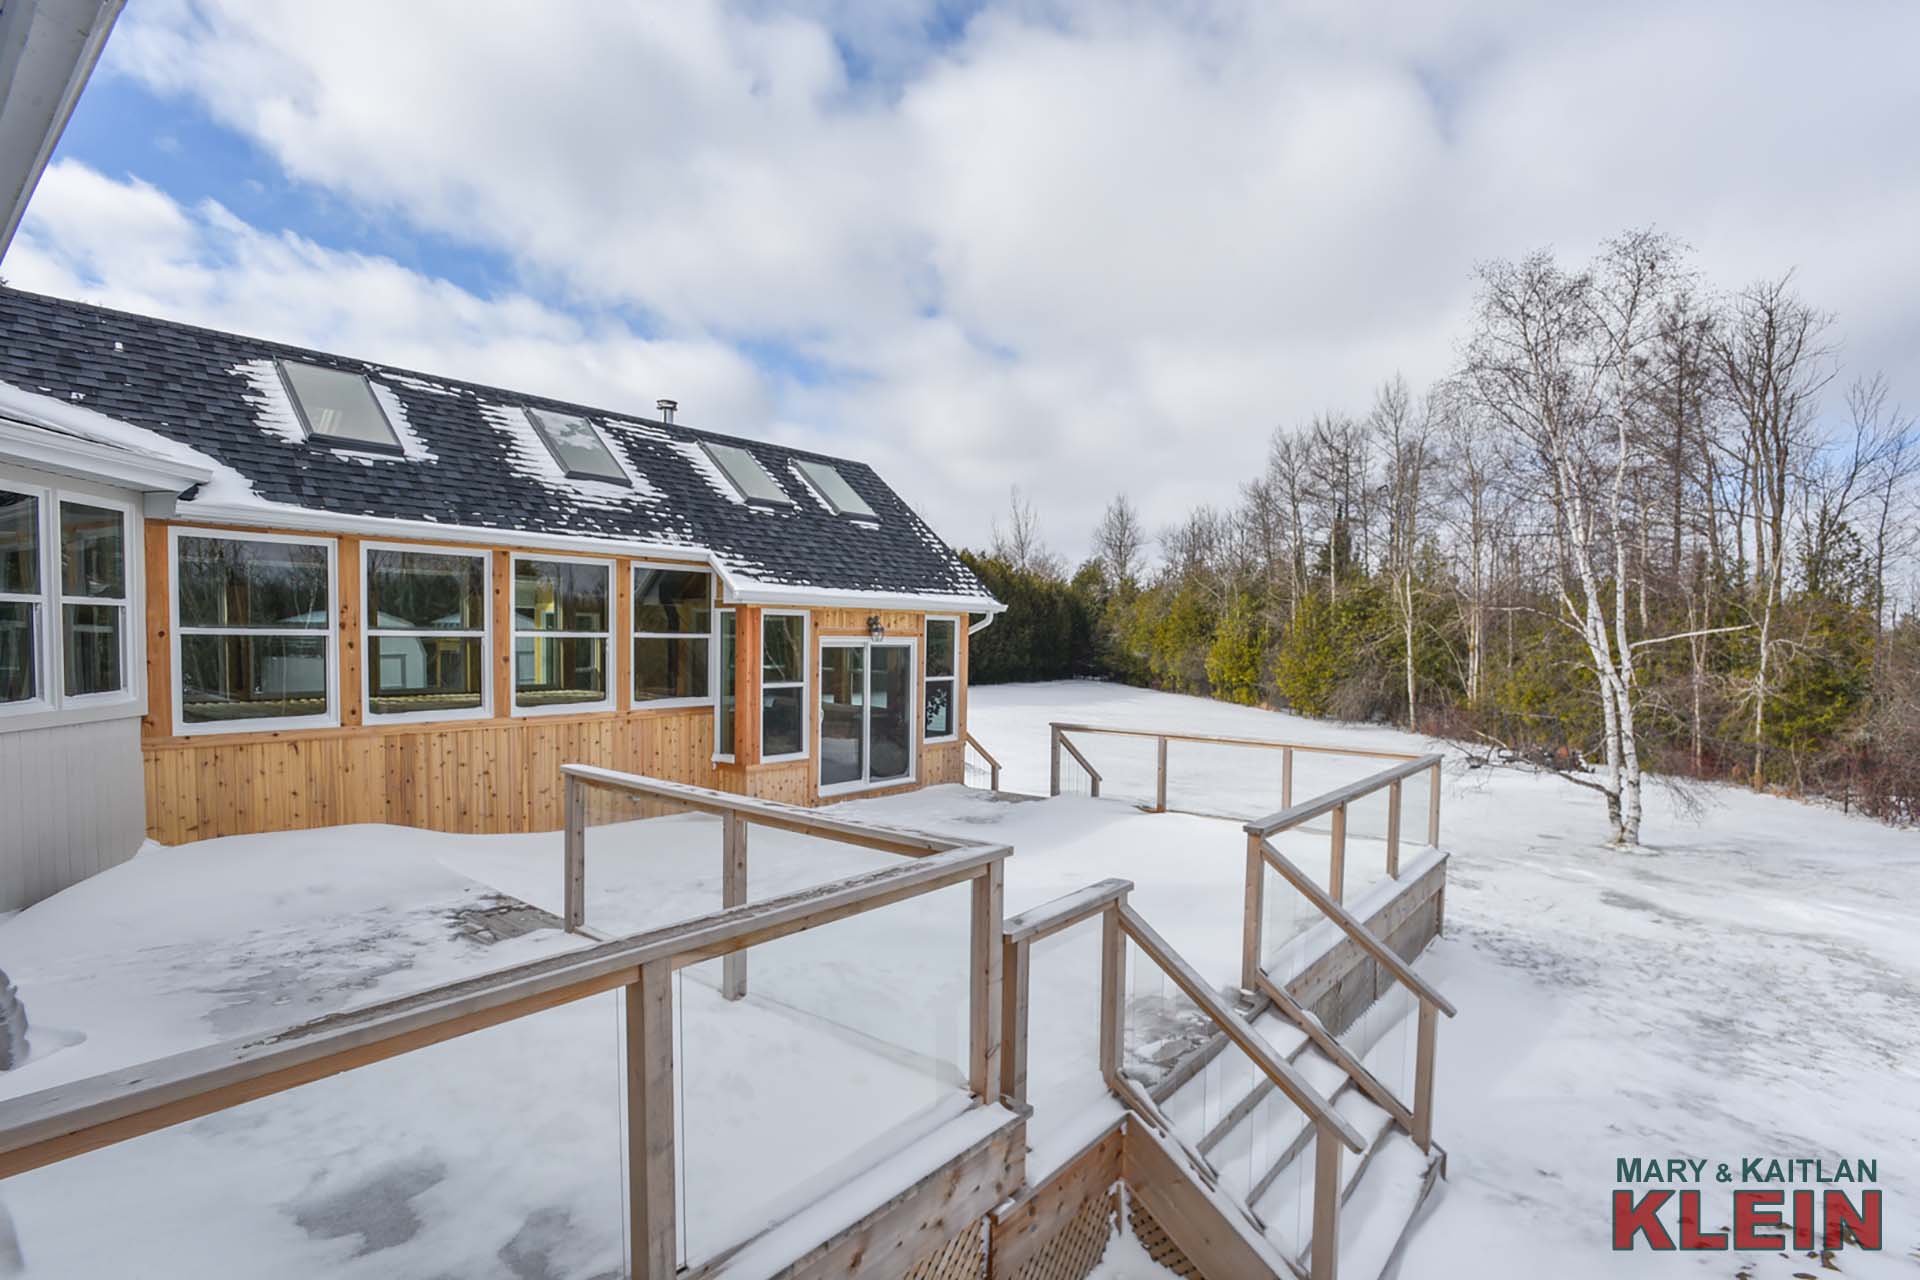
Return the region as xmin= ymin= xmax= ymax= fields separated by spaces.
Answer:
xmin=0 ymin=286 xmax=1001 ymax=908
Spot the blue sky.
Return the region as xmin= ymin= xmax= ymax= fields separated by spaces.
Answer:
xmin=12 ymin=1 xmax=1920 ymax=561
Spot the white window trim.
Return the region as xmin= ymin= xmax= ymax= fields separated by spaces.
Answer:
xmin=0 ymin=479 xmax=52 ymax=720
xmin=171 ymin=526 xmax=339 ymax=737
xmin=759 ymin=607 xmax=809 ymax=762
xmin=712 ymin=606 xmax=737 ymax=764
xmin=361 ymin=541 xmax=493 ymax=725
xmin=2 ymin=482 xmax=144 ymax=725
xmin=510 ymin=551 xmax=617 ymax=717
xmin=631 ymin=561 xmax=715 ymax=711
xmin=55 ymin=494 xmax=139 ymax=712
xmin=923 ymin=614 xmax=961 ymax=743
xmin=817 ymin=635 xmax=920 ymax=799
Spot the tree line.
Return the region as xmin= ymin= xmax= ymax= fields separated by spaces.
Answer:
xmin=964 ymin=231 xmax=1920 ymax=839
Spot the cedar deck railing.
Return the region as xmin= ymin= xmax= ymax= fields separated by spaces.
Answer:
xmin=1047 ymin=721 xmax=1423 ymax=813
xmin=1001 ymin=879 xmax=1366 ymax=1280
xmin=1241 ymin=754 xmax=1454 ymax=1155
xmin=0 ymin=771 xmax=1012 ymax=1279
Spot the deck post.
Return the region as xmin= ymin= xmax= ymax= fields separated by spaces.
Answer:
xmin=1385 ymin=779 xmax=1402 ymax=878
xmin=721 ymin=811 xmax=748 ymax=1000
xmin=626 ymin=959 xmax=677 ymax=1278
xmin=1310 ymin=1121 xmax=1341 ymax=1280
xmin=1282 ymin=746 xmax=1294 ymax=809
xmin=1001 ymin=935 xmax=1030 ymax=1109
xmin=1427 ymin=761 xmax=1442 ymax=846
xmin=563 ymin=773 xmax=586 ymax=932
xmin=1328 ymin=803 xmax=1347 ymax=905
xmin=1241 ymin=834 xmax=1266 ymax=993
xmin=1154 ymin=736 xmax=1168 ymax=813
xmin=1413 ymin=999 xmax=1438 ymax=1153
xmin=1099 ymin=903 xmax=1125 ymax=1089
xmin=968 ymin=862 xmax=1004 ymax=1102
xmin=1049 ymin=725 xmax=1063 ymax=796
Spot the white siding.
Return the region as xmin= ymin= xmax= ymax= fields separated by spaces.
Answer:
xmin=0 ymin=714 xmax=145 ymax=911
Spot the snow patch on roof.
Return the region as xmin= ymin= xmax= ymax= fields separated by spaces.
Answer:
xmin=367 ymin=381 xmax=440 ymax=463
xmin=229 ymin=361 xmax=306 ymax=445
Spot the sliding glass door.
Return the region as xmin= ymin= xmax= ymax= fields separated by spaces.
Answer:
xmin=819 ymin=638 xmax=916 ymax=795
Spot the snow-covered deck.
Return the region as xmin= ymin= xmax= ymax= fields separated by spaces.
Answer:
xmin=2 ymin=679 xmax=1911 ymax=1277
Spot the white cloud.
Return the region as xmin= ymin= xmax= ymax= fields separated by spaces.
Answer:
xmin=17 ymin=0 xmax=1920 ymax=564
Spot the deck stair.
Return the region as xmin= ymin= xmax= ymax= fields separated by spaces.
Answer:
xmin=1128 ymin=995 xmax=1444 ymax=1279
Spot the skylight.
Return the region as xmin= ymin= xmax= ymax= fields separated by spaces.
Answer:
xmin=703 ymin=442 xmax=792 ymax=505
xmin=794 ymin=459 xmax=877 ymax=519
xmin=526 ymin=409 xmax=629 ymax=484
xmin=278 ymin=360 xmax=402 ymax=450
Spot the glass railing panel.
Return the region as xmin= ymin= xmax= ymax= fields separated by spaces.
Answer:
xmin=1338 ymin=785 xmax=1394 ymax=906
xmin=1 ymin=995 xmax=627 ymax=1279
xmin=1024 ymin=917 xmax=1109 ymax=1127
xmin=675 ymin=880 xmax=973 ymax=1266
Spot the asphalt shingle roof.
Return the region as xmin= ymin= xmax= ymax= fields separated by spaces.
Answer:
xmin=0 ymin=287 xmax=993 ymax=603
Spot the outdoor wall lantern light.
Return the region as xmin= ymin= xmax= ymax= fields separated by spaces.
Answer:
xmin=867 ymin=615 xmax=885 ymax=641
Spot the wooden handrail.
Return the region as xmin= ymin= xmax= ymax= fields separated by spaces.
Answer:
xmin=1049 ymin=722 xmax=1421 ymax=762
xmin=563 ymin=764 xmax=963 ymax=856
xmin=1003 ymin=879 xmax=1133 ymax=946
xmin=964 ymin=732 xmax=1003 ymax=791
xmin=0 ymin=841 xmax=1009 ymax=1179
xmin=1243 ymin=753 xmax=1443 ymax=839
xmin=1117 ymin=904 xmax=1366 ymax=1154
xmin=1256 ymin=839 xmax=1457 ymax=1018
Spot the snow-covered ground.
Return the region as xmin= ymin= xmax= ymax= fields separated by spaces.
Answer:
xmin=0 ymin=678 xmax=1912 ymax=1276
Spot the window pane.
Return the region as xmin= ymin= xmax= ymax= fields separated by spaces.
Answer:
xmin=820 ymin=646 xmax=864 ymax=787
xmin=870 ymin=645 xmax=912 ymax=781
xmin=634 ymin=636 xmax=709 ymax=701
xmin=926 ymin=619 xmax=955 ymax=678
xmin=527 ymin=409 xmax=627 ymax=483
xmin=281 ymin=361 xmax=400 ymax=448
xmin=368 ymin=550 xmax=485 ymax=630
xmin=763 ymin=614 xmax=804 ymax=683
xmin=514 ymin=560 xmax=609 ymax=633
xmin=925 ymin=678 xmax=953 ymax=739
xmin=0 ymin=491 xmax=38 ymax=594
xmin=180 ymin=634 xmax=328 ymax=723
xmin=704 ymin=442 xmax=792 ymax=505
xmin=796 ymin=460 xmax=876 ymax=518
xmin=762 ymin=685 xmax=804 ymax=757
xmin=0 ymin=601 xmax=36 ymax=703
xmin=515 ymin=636 xmax=607 ymax=707
xmin=717 ymin=612 xmax=736 ymax=756
xmin=63 ymin=603 xmax=122 ymax=697
xmin=60 ymin=502 xmax=125 ymax=599
xmin=178 ymin=537 xmax=330 ymax=629
xmin=369 ymin=635 xmax=484 ymax=715
xmin=634 ymin=568 xmax=710 ymax=634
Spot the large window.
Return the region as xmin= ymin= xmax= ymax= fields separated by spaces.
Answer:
xmin=633 ymin=565 xmax=711 ymax=705
xmin=365 ymin=546 xmax=488 ymax=720
xmin=924 ymin=617 xmax=958 ymax=742
xmin=761 ymin=611 xmax=807 ymax=759
xmin=176 ymin=531 xmax=334 ymax=730
xmin=514 ymin=557 xmax=611 ymax=712
xmin=0 ymin=488 xmax=41 ymax=707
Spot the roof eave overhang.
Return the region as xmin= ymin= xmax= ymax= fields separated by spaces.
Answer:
xmin=0 ymin=415 xmax=214 ymax=492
